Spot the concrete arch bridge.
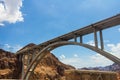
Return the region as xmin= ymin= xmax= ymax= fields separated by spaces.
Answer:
xmin=16 ymin=14 xmax=120 ymax=80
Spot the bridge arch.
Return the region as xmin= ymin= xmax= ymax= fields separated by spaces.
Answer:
xmin=23 ymin=41 xmax=120 ymax=80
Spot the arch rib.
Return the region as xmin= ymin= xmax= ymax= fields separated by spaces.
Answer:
xmin=23 ymin=41 xmax=120 ymax=80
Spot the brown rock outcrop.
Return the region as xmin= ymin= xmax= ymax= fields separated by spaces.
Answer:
xmin=0 ymin=49 xmax=19 ymax=79
xmin=30 ymin=52 xmax=75 ymax=80
xmin=117 ymin=72 xmax=120 ymax=80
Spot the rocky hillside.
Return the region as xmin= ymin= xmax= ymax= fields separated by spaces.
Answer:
xmin=0 ymin=49 xmax=20 ymax=79
xmin=81 ymin=63 xmax=120 ymax=71
xmin=104 ymin=63 xmax=120 ymax=71
xmin=29 ymin=52 xmax=75 ymax=80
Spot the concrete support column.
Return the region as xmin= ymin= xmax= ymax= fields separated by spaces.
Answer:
xmin=18 ymin=54 xmax=22 ymax=62
xmin=22 ymin=55 xmax=25 ymax=79
xmin=99 ymin=30 xmax=104 ymax=50
xmin=74 ymin=35 xmax=77 ymax=42
xmin=27 ymin=53 xmax=31 ymax=67
xmin=18 ymin=54 xmax=23 ymax=77
xmin=94 ymin=28 xmax=98 ymax=48
xmin=80 ymin=35 xmax=83 ymax=43
xmin=32 ymin=53 xmax=35 ymax=62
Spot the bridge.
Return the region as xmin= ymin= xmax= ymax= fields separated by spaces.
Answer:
xmin=16 ymin=14 xmax=120 ymax=80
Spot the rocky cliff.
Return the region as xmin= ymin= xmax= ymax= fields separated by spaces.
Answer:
xmin=0 ymin=49 xmax=19 ymax=79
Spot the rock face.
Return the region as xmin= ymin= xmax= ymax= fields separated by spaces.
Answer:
xmin=30 ymin=52 xmax=75 ymax=80
xmin=0 ymin=49 xmax=19 ymax=79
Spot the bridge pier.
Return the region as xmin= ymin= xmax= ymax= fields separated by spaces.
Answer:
xmin=80 ymin=35 xmax=83 ymax=43
xmin=27 ymin=53 xmax=31 ymax=68
xmin=74 ymin=35 xmax=77 ymax=42
xmin=99 ymin=30 xmax=104 ymax=50
xmin=17 ymin=54 xmax=23 ymax=78
xmin=22 ymin=55 xmax=25 ymax=79
xmin=31 ymin=53 xmax=35 ymax=62
xmin=94 ymin=27 xmax=98 ymax=48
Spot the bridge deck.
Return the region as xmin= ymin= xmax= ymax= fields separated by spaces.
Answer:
xmin=65 ymin=70 xmax=117 ymax=74
xmin=65 ymin=70 xmax=117 ymax=80
xmin=16 ymin=14 xmax=120 ymax=55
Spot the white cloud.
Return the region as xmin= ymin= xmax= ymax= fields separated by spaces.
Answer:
xmin=89 ymin=43 xmax=120 ymax=67
xmin=90 ymin=54 xmax=113 ymax=66
xmin=61 ymin=57 xmax=82 ymax=68
xmin=107 ymin=43 xmax=120 ymax=58
xmin=60 ymin=57 xmax=83 ymax=68
xmin=74 ymin=54 xmax=78 ymax=57
xmin=87 ymin=40 xmax=110 ymax=48
xmin=13 ymin=45 xmax=23 ymax=52
xmin=0 ymin=23 xmax=4 ymax=26
xmin=0 ymin=43 xmax=22 ymax=52
xmin=0 ymin=0 xmax=23 ymax=25
xmin=4 ymin=44 xmax=11 ymax=49
xmin=59 ymin=53 xmax=113 ymax=68
xmin=87 ymin=40 xmax=95 ymax=46
xmin=59 ymin=54 xmax=92 ymax=68
xmin=118 ymin=28 xmax=120 ymax=32
xmin=59 ymin=54 xmax=66 ymax=59
xmin=58 ymin=42 xmax=120 ymax=68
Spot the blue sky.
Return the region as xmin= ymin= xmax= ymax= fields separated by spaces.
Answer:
xmin=0 ymin=0 xmax=120 ymax=68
